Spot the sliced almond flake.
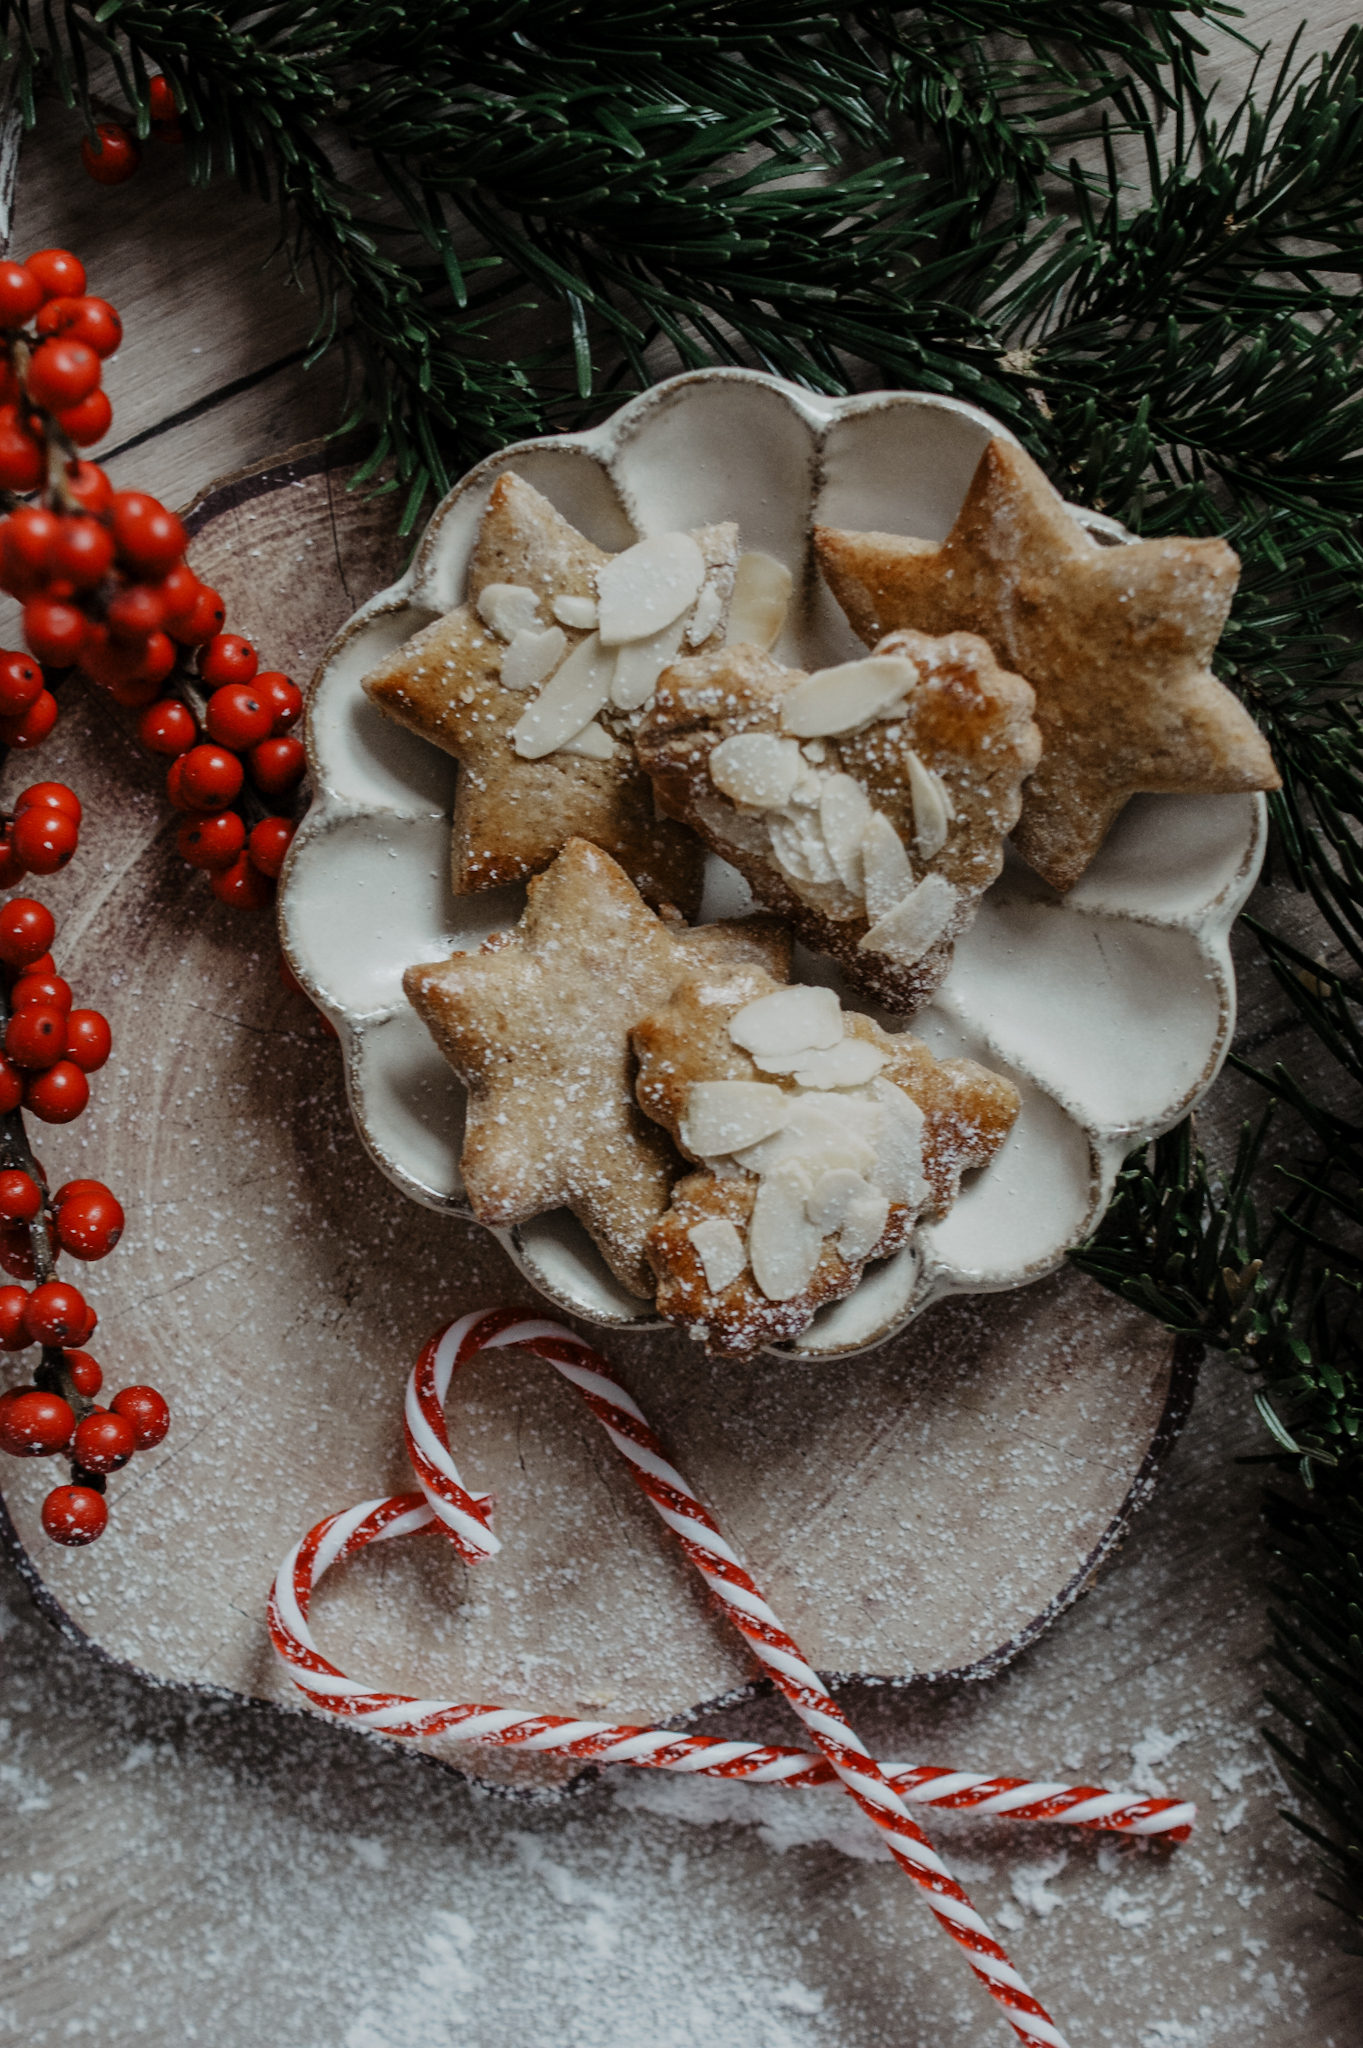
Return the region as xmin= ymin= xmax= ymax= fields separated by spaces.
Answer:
xmin=510 ymin=632 xmax=616 ymax=759
xmin=736 ymin=1094 xmax=880 ymax=1178
xmin=476 ymin=582 xmax=541 ymax=640
xmin=500 ymin=625 xmax=567 ymax=694
xmin=781 ymin=656 xmax=918 ymax=738
xmin=726 ymin=551 xmax=792 ymax=652
xmin=838 ymin=1186 xmax=891 ymax=1264
xmin=869 ymin=1076 xmax=927 ymax=1210
xmin=709 ymin=732 xmax=803 ymax=811
xmin=687 ymin=1216 xmax=747 ymax=1293
xmin=552 ymin=593 xmax=598 ymax=630
xmin=680 ymin=1079 xmax=794 ymax=1158
xmin=766 ymin=813 xmax=816 ymax=883
xmin=858 ymin=871 xmax=958 ymax=967
xmin=819 ymin=773 xmax=874 ymax=893
xmin=787 ymin=810 xmax=840 ymax=886
xmin=611 ymin=614 xmax=687 ymax=712
xmin=557 ymin=720 xmax=616 ymax=759
xmin=596 ymin=532 xmax=706 ymax=645
xmin=787 ymin=762 xmax=823 ymax=809
xmin=861 ymin=813 xmax=915 ymax=922
xmin=749 ymin=1158 xmax=824 ymax=1300
xmin=685 ymin=578 xmax=725 ymax=648
xmin=788 ymin=1038 xmax=886 ymax=1090
xmin=728 ymin=984 xmax=842 ymax=1059
xmin=805 ymin=1166 xmax=872 ymax=1233
xmin=801 ymin=740 xmax=827 ymax=763
xmin=906 ymin=749 xmax=953 ymax=860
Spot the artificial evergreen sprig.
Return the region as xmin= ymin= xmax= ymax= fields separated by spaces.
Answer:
xmin=4 ymin=0 xmax=1363 ymax=1930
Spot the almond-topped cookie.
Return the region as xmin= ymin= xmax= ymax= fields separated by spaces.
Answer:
xmin=362 ymin=472 xmax=739 ymax=914
xmin=403 ymin=838 xmax=789 ymax=1298
xmin=635 ymin=629 xmax=1040 ymax=1012
xmin=634 ymin=974 xmax=1020 ymax=1356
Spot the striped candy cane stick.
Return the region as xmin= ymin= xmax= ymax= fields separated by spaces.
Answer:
xmin=269 ymin=1311 xmax=1190 ymax=2045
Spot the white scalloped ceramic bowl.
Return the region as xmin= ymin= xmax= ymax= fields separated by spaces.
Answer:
xmin=279 ymin=371 xmax=1265 ymax=1358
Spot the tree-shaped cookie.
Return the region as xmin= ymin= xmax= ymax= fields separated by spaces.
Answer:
xmin=636 ymin=629 xmax=1040 ymax=1012
xmin=404 ymin=838 xmax=789 ymax=1297
xmin=363 ymin=471 xmax=738 ymax=914
xmin=633 ymin=972 xmax=1020 ymax=1357
xmin=815 ymin=436 xmax=1279 ymax=892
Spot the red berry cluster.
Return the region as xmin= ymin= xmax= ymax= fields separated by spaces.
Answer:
xmin=81 ymin=77 xmax=183 ymax=187
xmin=0 ymin=883 xmax=159 ymax=1545
xmin=0 ymin=244 xmax=306 ymax=910
xmin=0 ymin=780 xmax=82 ymax=886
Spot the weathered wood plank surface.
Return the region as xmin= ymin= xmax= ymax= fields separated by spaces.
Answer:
xmin=2 ymin=12 xmax=1361 ymax=2047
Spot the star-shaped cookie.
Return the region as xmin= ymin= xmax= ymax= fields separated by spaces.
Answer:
xmin=363 ymin=471 xmax=737 ymax=915
xmin=403 ymin=837 xmax=790 ymax=1297
xmin=815 ymin=437 xmax=1279 ymax=891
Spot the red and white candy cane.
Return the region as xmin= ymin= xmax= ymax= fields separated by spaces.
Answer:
xmin=270 ymin=1310 xmax=1193 ymax=2047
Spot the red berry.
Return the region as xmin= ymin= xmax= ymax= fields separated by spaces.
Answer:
xmin=157 ymin=563 xmax=199 ymax=623
xmin=0 ymin=1171 xmax=40 ymax=1223
xmin=5 ymin=506 xmax=61 ymax=577
xmin=0 ymin=691 xmax=59 ymax=750
xmin=17 ymin=782 xmax=81 ymax=825
xmin=247 ymin=816 xmax=295 ymax=879
xmin=211 ymin=852 xmax=275 ymax=910
xmin=26 ymin=336 xmax=101 ymax=413
xmin=79 ymin=624 xmax=146 ymax=689
xmin=25 ymin=1059 xmax=88 ymax=1122
xmin=206 ymin=682 xmax=271 ymax=750
xmin=0 ymin=1387 xmax=74 ymax=1455
xmin=35 ymin=295 xmax=122 ymax=359
xmin=10 ymin=807 xmax=77 ymax=876
xmin=105 ymin=671 xmax=159 ymax=711
xmin=0 ymin=1220 xmax=37 ymax=1279
xmin=24 ymin=1279 xmax=87 ymax=1346
xmin=249 ymin=735 xmax=306 ymax=799
xmin=111 ymin=1384 xmax=169 ymax=1450
xmin=81 ymin=124 xmax=140 ymax=186
xmin=0 ymin=836 xmax=23 ymax=888
xmin=0 ymin=651 xmax=43 ymax=718
xmin=165 ymin=759 xmax=196 ymax=814
xmin=106 ymin=582 xmax=164 ymax=642
xmin=0 ymin=1283 xmax=31 ymax=1348
xmin=199 ymin=634 xmax=258 ymax=688
xmin=42 ymin=1483 xmax=107 ymax=1544
xmin=179 ymin=743 xmax=243 ymax=811
xmin=255 ymin=672 xmax=303 ymax=734
xmin=110 ymin=493 xmax=186 ymax=578
xmin=138 ymin=698 xmax=196 ymax=756
xmin=0 ymin=899 xmax=54 ymax=967
xmin=0 ymin=1053 xmax=22 ymax=1113
xmin=139 ymin=630 xmax=177 ymax=688
xmin=56 ymin=387 xmax=112 ymax=448
xmin=64 ymin=1010 xmax=111 ymax=1073
xmin=51 ymin=515 xmax=114 ymax=588
xmin=6 ymin=1004 xmax=66 ymax=1069
xmin=177 ymin=810 xmax=244 ymax=872
xmin=0 ymin=405 xmax=44 ymax=493
xmin=0 ymin=261 xmax=42 ymax=328
xmin=64 ymin=1349 xmax=102 ymax=1396
xmin=55 ymin=1183 xmax=121 ymax=1258
xmin=73 ymin=1408 xmax=135 ymax=1473
xmin=23 ymin=597 xmax=86 ymax=667
xmin=64 ymin=459 xmax=112 ymax=516
xmin=26 ymin=250 xmax=85 ymax=301
xmin=148 ymin=76 xmax=178 ymax=123
xmin=13 ymin=973 xmax=73 ymax=1012
xmin=171 ymin=586 xmax=225 ymax=647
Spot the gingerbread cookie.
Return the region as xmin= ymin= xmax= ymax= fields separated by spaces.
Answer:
xmin=634 ymin=973 xmax=1020 ymax=1356
xmin=403 ymin=838 xmax=789 ymax=1298
xmin=815 ymin=436 xmax=1279 ymax=892
xmin=363 ymin=471 xmax=739 ymax=913
xmin=635 ymin=630 xmax=1040 ymax=1011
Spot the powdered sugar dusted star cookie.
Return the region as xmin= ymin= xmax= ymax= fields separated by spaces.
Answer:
xmin=403 ymin=838 xmax=789 ymax=1298
xmin=362 ymin=471 xmax=738 ymax=914
xmin=635 ymin=629 xmax=1040 ymax=1012
xmin=634 ymin=972 xmax=1020 ymax=1356
xmin=815 ymin=436 xmax=1279 ymax=892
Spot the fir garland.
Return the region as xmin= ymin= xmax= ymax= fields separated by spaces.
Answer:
xmin=4 ymin=0 xmax=1363 ymax=1927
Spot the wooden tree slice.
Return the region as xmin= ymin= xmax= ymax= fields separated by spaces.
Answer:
xmin=0 ymin=445 xmax=1191 ymax=1792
